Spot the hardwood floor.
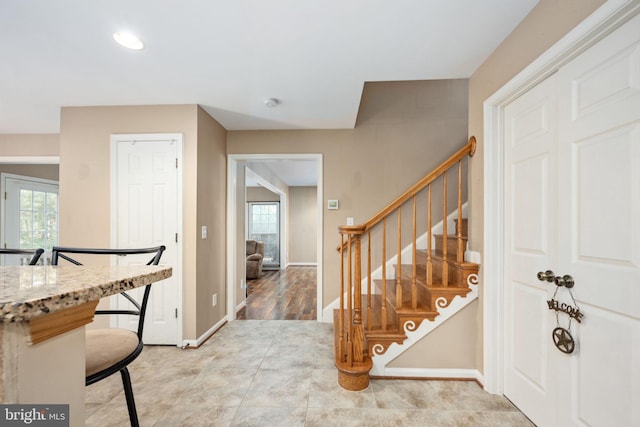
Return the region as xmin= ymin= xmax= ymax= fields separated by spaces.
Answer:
xmin=237 ymin=266 xmax=317 ymax=320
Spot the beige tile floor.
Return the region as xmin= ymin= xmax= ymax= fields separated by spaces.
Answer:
xmin=86 ymin=320 xmax=533 ymax=426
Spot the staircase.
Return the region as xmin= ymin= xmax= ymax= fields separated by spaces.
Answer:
xmin=334 ymin=137 xmax=480 ymax=391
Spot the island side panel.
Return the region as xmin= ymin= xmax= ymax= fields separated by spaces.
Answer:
xmin=2 ymin=321 xmax=86 ymax=427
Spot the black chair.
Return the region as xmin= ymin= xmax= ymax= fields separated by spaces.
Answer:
xmin=51 ymin=245 xmax=166 ymax=427
xmin=0 ymin=248 xmax=44 ymax=265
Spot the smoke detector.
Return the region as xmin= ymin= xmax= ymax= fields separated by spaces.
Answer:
xmin=264 ymin=98 xmax=280 ymax=108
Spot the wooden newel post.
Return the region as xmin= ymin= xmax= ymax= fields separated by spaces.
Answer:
xmin=352 ymin=230 xmax=365 ymax=363
xmin=339 ymin=224 xmax=366 ymax=364
xmin=336 ymin=224 xmax=371 ymax=391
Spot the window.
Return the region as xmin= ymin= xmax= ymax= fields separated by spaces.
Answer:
xmin=248 ymin=202 xmax=279 ymax=267
xmin=19 ymin=188 xmax=58 ymax=250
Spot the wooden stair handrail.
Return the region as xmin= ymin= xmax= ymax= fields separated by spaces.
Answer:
xmin=338 ymin=136 xmax=476 ymax=241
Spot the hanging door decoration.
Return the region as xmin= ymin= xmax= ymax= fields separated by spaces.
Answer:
xmin=537 ymin=270 xmax=584 ymax=354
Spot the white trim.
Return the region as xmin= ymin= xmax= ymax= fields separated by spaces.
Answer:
xmin=235 ymin=300 xmax=246 ymax=312
xmin=0 ymin=156 xmax=59 ymax=164
xmin=371 ymin=272 xmax=479 ymax=376
xmin=287 ymin=262 xmax=318 ymax=266
xmin=226 ymin=156 xmax=239 ymax=321
xmin=110 ymin=133 xmax=184 ymax=347
xmin=181 ymin=316 xmax=227 ymax=349
xmin=227 ymin=154 xmax=324 ymax=322
xmin=482 ymin=0 xmax=640 ymax=395
xmin=380 ymin=368 xmax=484 ymax=384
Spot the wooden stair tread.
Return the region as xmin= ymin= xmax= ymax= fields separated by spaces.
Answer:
xmin=373 ymin=279 xmax=437 ymax=313
xmin=433 ymin=233 xmax=468 ymax=240
xmin=363 ymin=294 xmax=399 ymax=331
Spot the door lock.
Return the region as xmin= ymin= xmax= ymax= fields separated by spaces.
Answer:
xmin=537 ymin=270 xmax=555 ymax=282
xmin=554 ymin=274 xmax=574 ymax=288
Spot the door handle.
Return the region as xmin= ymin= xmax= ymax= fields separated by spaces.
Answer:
xmin=537 ymin=270 xmax=575 ymax=288
xmin=554 ymin=274 xmax=574 ymax=288
xmin=537 ymin=270 xmax=555 ymax=282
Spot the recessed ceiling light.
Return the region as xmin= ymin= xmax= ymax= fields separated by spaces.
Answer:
xmin=113 ymin=32 xmax=144 ymax=50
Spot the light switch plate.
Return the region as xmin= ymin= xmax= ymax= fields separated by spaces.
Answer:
xmin=347 ymin=217 xmax=354 ymax=226
xmin=201 ymin=226 xmax=207 ymax=239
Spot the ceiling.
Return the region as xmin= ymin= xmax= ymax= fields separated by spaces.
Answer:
xmin=246 ymin=159 xmax=318 ymax=187
xmin=0 ymin=0 xmax=538 ymax=135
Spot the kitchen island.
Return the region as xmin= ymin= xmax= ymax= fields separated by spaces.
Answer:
xmin=0 ymin=265 xmax=172 ymax=426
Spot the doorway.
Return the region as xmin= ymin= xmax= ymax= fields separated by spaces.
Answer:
xmin=226 ymin=154 xmax=323 ymax=321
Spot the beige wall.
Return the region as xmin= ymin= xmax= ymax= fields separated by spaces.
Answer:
xmin=465 ymin=0 xmax=606 ymax=370
xmin=0 ymin=134 xmax=59 ymax=157
xmin=0 ymin=164 xmax=59 ymax=181
xmin=288 ymin=186 xmax=317 ymax=264
xmin=390 ymin=301 xmax=479 ymax=369
xmin=58 ymin=104 xmax=206 ymax=340
xmin=246 ymin=186 xmax=280 ymax=202
xmin=229 ymin=79 xmax=468 ymax=302
xmin=229 ymin=79 xmax=471 ymax=366
xmin=195 ymin=106 xmax=227 ymax=336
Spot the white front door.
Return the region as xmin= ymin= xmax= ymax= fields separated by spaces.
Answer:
xmin=1 ymin=173 xmax=59 ymax=263
xmin=504 ymin=13 xmax=640 ymax=426
xmin=112 ymin=134 xmax=181 ymax=345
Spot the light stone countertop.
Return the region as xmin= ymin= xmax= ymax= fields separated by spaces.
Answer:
xmin=0 ymin=265 xmax=172 ymax=322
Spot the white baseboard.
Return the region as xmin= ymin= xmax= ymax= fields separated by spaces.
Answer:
xmin=379 ymin=367 xmax=484 ymax=384
xmin=181 ymin=317 xmax=227 ymax=349
xmin=236 ymin=300 xmax=246 ymax=312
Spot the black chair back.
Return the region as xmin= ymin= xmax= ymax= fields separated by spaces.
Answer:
xmin=50 ymin=245 xmax=166 ymax=338
xmin=0 ymin=248 xmax=45 ymax=265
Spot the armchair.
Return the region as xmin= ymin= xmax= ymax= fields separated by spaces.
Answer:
xmin=246 ymin=240 xmax=264 ymax=279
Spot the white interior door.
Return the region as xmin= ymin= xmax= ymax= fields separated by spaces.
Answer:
xmin=112 ymin=135 xmax=181 ymax=345
xmin=554 ymin=13 xmax=640 ymax=426
xmin=504 ymin=73 xmax=559 ymax=426
xmin=504 ymin=13 xmax=640 ymax=426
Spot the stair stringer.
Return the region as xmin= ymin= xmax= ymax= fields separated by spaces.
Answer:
xmin=321 ymin=204 xmax=469 ymax=321
xmin=369 ymin=268 xmax=479 ymax=376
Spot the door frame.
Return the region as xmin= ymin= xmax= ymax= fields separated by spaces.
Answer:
xmin=483 ymin=0 xmax=640 ymax=394
xmin=110 ymin=133 xmax=184 ymax=346
xmin=227 ymin=154 xmax=323 ymax=321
